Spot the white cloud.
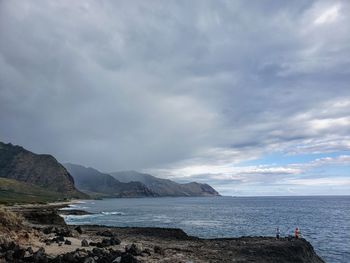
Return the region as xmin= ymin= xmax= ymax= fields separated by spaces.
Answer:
xmin=314 ymin=4 xmax=340 ymax=25
xmin=0 ymin=0 xmax=350 ymax=195
xmin=288 ymin=177 xmax=350 ymax=186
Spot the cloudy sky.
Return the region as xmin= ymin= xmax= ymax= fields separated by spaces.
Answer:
xmin=1 ymin=0 xmax=349 ymax=196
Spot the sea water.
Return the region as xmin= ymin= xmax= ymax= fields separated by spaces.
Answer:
xmin=62 ymin=196 xmax=350 ymax=263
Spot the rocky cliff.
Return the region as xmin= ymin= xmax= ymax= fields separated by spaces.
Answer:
xmin=0 ymin=142 xmax=86 ymax=199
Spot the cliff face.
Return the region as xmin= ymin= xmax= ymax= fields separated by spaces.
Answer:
xmin=180 ymin=182 xmax=220 ymax=196
xmin=0 ymin=142 xmax=86 ymax=198
xmin=64 ymin=163 xmax=157 ymax=198
xmin=211 ymin=237 xmax=325 ymax=263
xmin=111 ymin=171 xmax=220 ymax=197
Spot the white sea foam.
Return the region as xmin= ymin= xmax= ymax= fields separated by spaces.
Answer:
xmin=60 ymin=204 xmax=88 ymax=210
xmin=151 ymin=215 xmax=172 ymax=223
xmin=62 ymin=214 xmax=104 ymax=221
xmin=101 ymin=211 xmax=126 ymax=216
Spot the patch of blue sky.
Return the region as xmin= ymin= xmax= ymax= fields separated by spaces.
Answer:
xmin=239 ymin=151 xmax=350 ymax=166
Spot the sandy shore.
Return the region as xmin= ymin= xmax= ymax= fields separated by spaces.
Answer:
xmin=0 ymin=202 xmax=325 ymax=263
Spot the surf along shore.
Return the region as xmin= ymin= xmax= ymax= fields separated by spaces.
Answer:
xmin=0 ymin=201 xmax=325 ymax=263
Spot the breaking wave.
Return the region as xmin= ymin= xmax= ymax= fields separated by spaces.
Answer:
xmin=101 ymin=211 xmax=126 ymax=216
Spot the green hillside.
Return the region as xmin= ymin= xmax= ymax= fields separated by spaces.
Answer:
xmin=0 ymin=177 xmax=68 ymax=204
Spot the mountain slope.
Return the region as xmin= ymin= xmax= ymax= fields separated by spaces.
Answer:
xmin=64 ymin=163 xmax=157 ymax=198
xmin=110 ymin=171 xmax=220 ymax=197
xmin=0 ymin=142 xmax=86 ymax=199
xmin=0 ymin=177 xmax=67 ymax=204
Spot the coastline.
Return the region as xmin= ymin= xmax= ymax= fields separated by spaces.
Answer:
xmin=0 ymin=201 xmax=325 ymax=263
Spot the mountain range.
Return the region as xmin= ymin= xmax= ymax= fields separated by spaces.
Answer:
xmin=64 ymin=163 xmax=157 ymax=198
xmin=0 ymin=141 xmax=220 ymax=203
xmin=111 ymin=171 xmax=220 ymax=197
xmin=65 ymin=163 xmax=219 ymax=197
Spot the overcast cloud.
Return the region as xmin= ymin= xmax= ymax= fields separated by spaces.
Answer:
xmin=1 ymin=0 xmax=349 ymax=195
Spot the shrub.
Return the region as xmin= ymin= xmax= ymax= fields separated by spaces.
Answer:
xmin=0 ymin=207 xmax=24 ymax=230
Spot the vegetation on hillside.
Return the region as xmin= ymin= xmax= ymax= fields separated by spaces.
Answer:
xmin=0 ymin=141 xmax=87 ymax=199
xmin=0 ymin=177 xmax=68 ymax=204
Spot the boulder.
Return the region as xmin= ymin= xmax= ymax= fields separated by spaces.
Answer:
xmin=81 ymin=239 xmax=89 ymax=247
xmin=113 ymin=256 xmax=122 ymax=263
xmin=120 ymin=253 xmax=140 ymax=263
xmin=55 ymin=227 xmax=73 ymax=237
xmin=154 ymin=245 xmax=164 ymax=255
xmin=125 ymin=243 xmax=143 ymax=256
xmin=42 ymin=226 xmax=54 ymax=234
xmin=62 ymin=252 xmax=75 ymax=262
xmin=33 ymin=247 xmax=47 ymax=263
xmin=5 ymin=250 xmax=14 ymax=262
xmin=84 ymin=257 xmax=96 ymax=263
xmin=92 ymin=248 xmax=104 ymax=256
xmin=75 ymin=226 xmax=83 ymax=234
xmin=89 ymin=242 xmax=98 ymax=246
xmin=96 ymin=230 xmax=115 ymax=237
xmin=142 ymin=248 xmax=151 ymax=256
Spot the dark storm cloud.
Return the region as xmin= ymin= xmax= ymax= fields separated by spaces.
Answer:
xmin=0 ymin=0 xmax=350 ymax=182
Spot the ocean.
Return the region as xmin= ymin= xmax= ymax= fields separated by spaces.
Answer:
xmin=62 ymin=196 xmax=350 ymax=263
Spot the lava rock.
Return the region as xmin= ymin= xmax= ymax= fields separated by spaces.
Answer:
xmin=113 ymin=256 xmax=122 ymax=263
xmin=62 ymin=252 xmax=75 ymax=262
xmin=13 ymin=244 xmax=26 ymax=259
xmin=84 ymin=257 xmax=96 ymax=263
xmin=142 ymin=248 xmax=151 ymax=256
xmin=42 ymin=226 xmax=54 ymax=234
xmin=154 ymin=245 xmax=164 ymax=255
xmin=125 ymin=243 xmax=143 ymax=256
xmin=96 ymin=230 xmax=114 ymax=237
xmin=95 ymin=237 xmax=121 ymax=248
xmin=75 ymin=226 xmax=83 ymax=234
xmin=65 ymin=239 xmax=72 ymax=245
xmin=55 ymin=228 xmax=73 ymax=237
xmin=89 ymin=242 xmax=98 ymax=246
xmin=5 ymin=250 xmax=14 ymax=261
xmin=33 ymin=247 xmax=47 ymax=263
xmin=111 ymin=237 xmax=121 ymax=246
xmin=81 ymin=239 xmax=89 ymax=247
xmin=120 ymin=253 xmax=140 ymax=263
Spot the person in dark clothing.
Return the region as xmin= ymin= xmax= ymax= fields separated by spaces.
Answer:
xmin=276 ymin=227 xmax=280 ymax=239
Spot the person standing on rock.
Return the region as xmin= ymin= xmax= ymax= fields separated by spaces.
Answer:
xmin=294 ymin=227 xmax=299 ymax=239
xmin=276 ymin=227 xmax=280 ymax=239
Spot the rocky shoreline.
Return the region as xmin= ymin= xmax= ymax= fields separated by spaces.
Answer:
xmin=1 ymin=203 xmax=325 ymax=263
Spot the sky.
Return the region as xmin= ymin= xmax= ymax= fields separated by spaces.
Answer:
xmin=0 ymin=0 xmax=349 ymax=196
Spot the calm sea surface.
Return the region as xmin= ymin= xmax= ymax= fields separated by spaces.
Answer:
xmin=62 ymin=196 xmax=350 ymax=263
